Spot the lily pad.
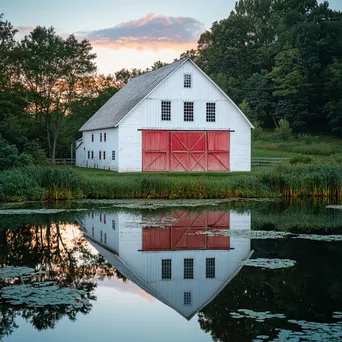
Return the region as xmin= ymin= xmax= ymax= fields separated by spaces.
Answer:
xmin=239 ymin=258 xmax=296 ymax=269
xmin=0 ymin=266 xmax=38 ymax=280
xmin=197 ymin=229 xmax=291 ymax=239
xmin=230 ymin=309 xmax=286 ymax=321
xmin=1 ymin=282 xmax=89 ymax=308
xmin=294 ymin=234 xmax=342 ymax=242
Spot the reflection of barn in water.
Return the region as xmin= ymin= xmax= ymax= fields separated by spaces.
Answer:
xmin=79 ymin=210 xmax=252 ymax=320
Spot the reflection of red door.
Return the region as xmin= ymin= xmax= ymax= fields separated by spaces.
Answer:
xmin=142 ymin=211 xmax=230 ymax=251
xmin=142 ymin=131 xmax=230 ymax=172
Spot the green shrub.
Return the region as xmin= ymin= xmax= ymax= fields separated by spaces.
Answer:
xmin=297 ymin=133 xmax=319 ymax=145
xmin=274 ymin=119 xmax=293 ymax=141
xmin=289 ymin=155 xmax=314 ymax=165
xmin=292 ymin=143 xmax=335 ymax=156
xmin=252 ymin=121 xmax=263 ymax=140
xmin=0 ymin=169 xmax=44 ymax=201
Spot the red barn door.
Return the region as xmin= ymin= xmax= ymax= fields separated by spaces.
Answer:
xmin=170 ymin=132 xmax=207 ymax=171
xmin=142 ymin=130 xmax=169 ymax=171
xmin=207 ymin=131 xmax=230 ymax=171
xmin=142 ymin=130 xmax=230 ymax=172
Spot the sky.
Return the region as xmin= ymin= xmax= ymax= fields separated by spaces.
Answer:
xmin=1 ymin=0 xmax=342 ymax=75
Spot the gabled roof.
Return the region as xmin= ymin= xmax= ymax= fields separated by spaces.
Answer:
xmin=79 ymin=57 xmax=254 ymax=132
xmin=79 ymin=58 xmax=188 ymax=132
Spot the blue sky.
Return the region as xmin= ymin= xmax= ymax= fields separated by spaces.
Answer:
xmin=2 ymin=0 xmax=342 ymax=74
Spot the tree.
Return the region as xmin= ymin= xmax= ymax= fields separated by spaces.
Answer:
xmin=15 ymin=26 xmax=97 ymax=160
xmin=0 ymin=135 xmax=33 ymax=170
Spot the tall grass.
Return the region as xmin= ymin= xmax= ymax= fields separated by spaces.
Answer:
xmin=1 ymin=164 xmax=342 ymax=202
xmin=260 ymin=163 xmax=342 ymax=198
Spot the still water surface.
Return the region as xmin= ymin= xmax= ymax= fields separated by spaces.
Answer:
xmin=0 ymin=200 xmax=342 ymax=341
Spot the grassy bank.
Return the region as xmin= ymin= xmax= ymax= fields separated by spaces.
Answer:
xmin=1 ymin=161 xmax=342 ymax=202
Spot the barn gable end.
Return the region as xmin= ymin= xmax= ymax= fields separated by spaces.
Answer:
xmin=118 ymin=60 xmax=252 ymax=172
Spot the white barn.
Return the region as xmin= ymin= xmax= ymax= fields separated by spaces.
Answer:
xmin=76 ymin=58 xmax=253 ymax=172
xmin=79 ymin=210 xmax=252 ymax=319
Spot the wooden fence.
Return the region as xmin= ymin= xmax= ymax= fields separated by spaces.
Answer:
xmin=50 ymin=157 xmax=289 ymax=168
xmin=49 ymin=158 xmax=74 ymax=166
xmin=251 ymin=157 xmax=289 ymax=167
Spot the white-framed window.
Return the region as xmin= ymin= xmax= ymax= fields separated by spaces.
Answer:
xmin=206 ymin=102 xmax=216 ymax=122
xmin=112 ymin=220 xmax=116 ymax=230
xmin=104 ymin=132 xmax=106 ymax=142
xmin=161 ymin=101 xmax=171 ymax=121
xmin=162 ymin=259 xmax=172 ymax=280
xmin=184 ymin=292 xmax=192 ymax=306
xmin=184 ymin=102 xmax=194 ymax=121
xmin=112 ymin=151 xmax=115 ymax=161
xmin=100 ymin=231 xmax=103 ymax=243
xmin=99 ymin=151 xmax=102 ymax=160
xmin=184 ymin=258 xmax=194 ymax=279
xmin=104 ymin=233 xmax=107 ymax=244
xmin=100 ymin=133 xmax=102 ymax=142
xmin=91 ymin=134 xmax=94 ymax=142
xmin=103 ymin=151 xmax=106 ymax=160
xmin=184 ymin=73 xmax=192 ymax=88
xmin=206 ymin=258 xmax=216 ymax=278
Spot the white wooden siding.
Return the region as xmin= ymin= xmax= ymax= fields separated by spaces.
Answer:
xmin=119 ymin=61 xmax=251 ymax=172
xmin=81 ymin=210 xmax=251 ymax=318
xmin=80 ymin=128 xmax=119 ymax=171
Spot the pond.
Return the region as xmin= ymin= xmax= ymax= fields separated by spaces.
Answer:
xmin=0 ymin=200 xmax=342 ymax=341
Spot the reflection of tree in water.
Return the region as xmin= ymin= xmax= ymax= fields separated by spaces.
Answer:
xmin=198 ymin=239 xmax=342 ymax=342
xmin=0 ymin=223 xmax=116 ymax=340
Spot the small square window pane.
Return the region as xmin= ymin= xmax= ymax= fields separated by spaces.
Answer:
xmin=161 ymin=101 xmax=171 ymax=121
xmin=184 ymin=74 xmax=192 ymax=88
xmin=162 ymin=259 xmax=172 ymax=279
xmin=184 ymin=292 xmax=192 ymax=305
xmin=184 ymin=258 xmax=194 ymax=279
xmin=206 ymin=103 xmax=216 ymax=122
xmin=184 ymin=102 xmax=194 ymax=121
xmin=206 ymin=258 xmax=216 ymax=278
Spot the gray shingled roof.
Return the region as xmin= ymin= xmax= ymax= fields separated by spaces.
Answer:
xmin=80 ymin=58 xmax=187 ymax=132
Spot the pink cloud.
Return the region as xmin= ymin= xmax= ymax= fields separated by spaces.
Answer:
xmin=82 ymin=13 xmax=204 ymax=51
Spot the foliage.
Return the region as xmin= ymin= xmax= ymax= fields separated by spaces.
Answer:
xmin=0 ymin=135 xmax=33 ymax=170
xmin=196 ymin=0 xmax=342 ymax=133
xmin=289 ymin=155 xmax=313 ymax=165
xmin=274 ymin=119 xmax=293 ymax=141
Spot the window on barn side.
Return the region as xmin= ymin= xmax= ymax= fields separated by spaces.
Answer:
xmin=161 ymin=101 xmax=171 ymax=121
xmin=184 ymin=73 xmax=192 ymax=88
xmin=112 ymin=151 xmax=115 ymax=160
xmin=184 ymin=258 xmax=194 ymax=279
xmin=184 ymin=102 xmax=194 ymax=121
xmin=162 ymin=259 xmax=172 ymax=280
xmin=100 ymin=231 xmax=103 ymax=243
xmin=112 ymin=220 xmax=116 ymax=230
xmin=206 ymin=103 xmax=216 ymax=122
xmin=91 ymin=134 xmax=94 ymax=142
xmin=103 ymin=151 xmax=106 ymax=160
xmin=104 ymin=233 xmax=107 ymax=244
xmin=104 ymin=133 xmax=106 ymax=142
xmin=104 ymin=214 xmax=106 ymax=224
xmin=92 ymin=226 xmax=94 ymax=238
xmin=100 ymin=133 xmax=102 ymax=142
xmin=99 ymin=151 xmax=102 ymax=160
xmin=184 ymin=292 xmax=192 ymax=306
xmin=206 ymin=258 xmax=216 ymax=278
xmin=91 ymin=151 xmax=94 ymax=159
xmin=88 ymin=151 xmax=90 ymax=159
